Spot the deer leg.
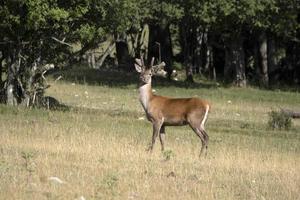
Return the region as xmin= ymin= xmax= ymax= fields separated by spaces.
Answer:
xmin=159 ymin=125 xmax=165 ymax=151
xmin=189 ymin=124 xmax=207 ymax=157
xmin=196 ymin=128 xmax=207 ymax=157
xmin=147 ymin=121 xmax=163 ymax=152
xmin=201 ymin=129 xmax=209 ymax=155
xmin=198 ymin=128 xmax=209 ymax=157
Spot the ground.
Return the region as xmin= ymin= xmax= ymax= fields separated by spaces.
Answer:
xmin=0 ymin=68 xmax=299 ymax=199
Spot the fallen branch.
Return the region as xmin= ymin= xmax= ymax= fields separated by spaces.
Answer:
xmin=54 ymin=75 xmax=63 ymax=83
xmin=96 ymin=42 xmax=115 ymax=68
xmin=281 ymin=108 xmax=300 ymax=119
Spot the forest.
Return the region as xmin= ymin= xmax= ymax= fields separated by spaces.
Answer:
xmin=0 ymin=0 xmax=299 ymax=106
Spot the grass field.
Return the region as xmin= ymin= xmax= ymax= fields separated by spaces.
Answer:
xmin=0 ymin=68 xmax=299 ymax=200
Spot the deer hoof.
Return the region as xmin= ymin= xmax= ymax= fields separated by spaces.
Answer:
xmin=146 ymin=146 xmax=153 ymax=152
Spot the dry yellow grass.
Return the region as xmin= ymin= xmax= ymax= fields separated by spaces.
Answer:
xmin=0 ymin=77 xmax=299 ymax=200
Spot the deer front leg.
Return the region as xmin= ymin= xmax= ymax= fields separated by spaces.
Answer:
xmin=147 ymin=121 xmax=163 ymax=152
xmin=159 ymin=125 xmax=165 ymax=151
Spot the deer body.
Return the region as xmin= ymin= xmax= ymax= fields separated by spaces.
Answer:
xmin=135 ymin=58 xmax=210 ymax=157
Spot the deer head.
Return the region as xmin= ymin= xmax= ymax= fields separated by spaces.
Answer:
xmin=135 ymin=57 xmax=166 ymax=84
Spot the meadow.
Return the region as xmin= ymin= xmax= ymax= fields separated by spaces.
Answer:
xmin=0 ymin=68 xmax=299 ymax=200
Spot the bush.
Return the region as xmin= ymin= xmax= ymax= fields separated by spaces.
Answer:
xmin=162 ymin=150 xmax=175 ymax=161
xmin=268 ymin=110 xmax=292 ymax=130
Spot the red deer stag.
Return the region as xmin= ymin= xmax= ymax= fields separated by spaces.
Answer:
xmin=135 ymin=57 xmax=211 ymax=157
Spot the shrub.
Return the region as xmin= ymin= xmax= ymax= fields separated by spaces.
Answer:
xmin=162 ymin=150 xmax=175 ymax=161
xmin=268 ymin=110 xmax=292 ymax=130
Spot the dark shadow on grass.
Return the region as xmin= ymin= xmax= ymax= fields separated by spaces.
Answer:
xmin=51 ymin=67 xmax=217 ymax=89
xmin=70 ymin=105 xmax=142 ymax=119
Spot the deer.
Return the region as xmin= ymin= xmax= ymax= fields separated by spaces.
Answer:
xmin=135 ymin=57 xmax=211 ymax=157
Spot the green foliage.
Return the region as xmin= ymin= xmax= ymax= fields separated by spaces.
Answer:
xmin=102 ymin=173 xmax=118 ymax=189
xmin=162 ymin=150 xmax=175 ymax=161
xmin=179 ymin=0 xmax=298 ymax=39
xmin=99 ymin=172 xmax=119 ymax=196
xmin=268 ymin=110 xmax=292 ymax=130
xmin=141 ymin=0 xmax=183 ymax=24
xmin=0 ymin=0 xmax=299 ymax=107
xmin=21 ymin=150 xmax=37 ymax=173
xmin=76 ymin=24 xmax=98 ymax=43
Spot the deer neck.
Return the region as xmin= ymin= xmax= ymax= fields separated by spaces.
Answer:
xmin=138 ymin=81 xmax=153 ymax=111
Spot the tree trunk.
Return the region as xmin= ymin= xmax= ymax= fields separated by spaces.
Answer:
xmin=224 ymin=46 xmax=234 ymax=82
xmin=230 ymin=34 xmax=247 ymax=87
xmin=0 ymin=51 xmax=3 ymax=87
xmin=204 ymin=43 xmax=215 ymax=80
xmin=285 ymin=25 xmax=300 ymax=85
xmin=225 ymin=35 xmax=246 ymax=87
xmin=267 ymin=35 xmax=277 ymax=73
xmin=180 ymin=17 xmax=194 ymax=83
xmin=209 ymin=47 xmax=216 ymax=80
xmin=129 ymin=26 xmax=148 ymax=59
xmin=97 ymin=42 xmax=115 ymax=68
xmin=87 ymin=52 xmax=96 ymax=69
xmin=203 ymin=29 xmax=216 ymax=80
xmin=185 ymin=62 xmax=194 ymax=83
xmin=258 ymin=31 xmax=269 ymax=87
xmin=115 ymin=34 xmax=132 ymax=71
xmin=234 ymin=39 xmax=246 ymax=87
xmin=148 ymin=20 xmax=173 ymax=79
xmin=203 ymin=30 xmax=209 ymax=73
xmin=180 ymin=18 xmax=206 ymax=82
xmin=6 ymin=57 xmax=19 ymax=106
xmin=194 ymin=27 xmax=203 ymax=74
xmin=130 ymin=24 xmax=149 ymax=60
xmin=267 ymin=34 xmax=279 ymax=84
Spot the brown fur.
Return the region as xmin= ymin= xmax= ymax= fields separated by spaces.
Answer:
xmin=148 ymin=95 xmax=209 ymax=126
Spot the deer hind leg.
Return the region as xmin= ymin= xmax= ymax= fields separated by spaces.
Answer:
xmin=159 ymin=125 xmax=165 ymax=151
xmin=201 ymin=129 xmax=209 ymax=154
xmin=189 ymin=122 xmax=209 ymax=157
xmin=199 ymin=105 xmax=210 ymax=156
xmin=195 ymin=127 xmax=208 ymax=157
xmin=148 ymin=120 xmax=163 ymax=152
xmin=198 ymin=127 xmax=209 ymax=157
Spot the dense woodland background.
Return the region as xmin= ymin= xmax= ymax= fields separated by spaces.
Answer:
xmin=0 ymin=0 xmax=299 ymax=107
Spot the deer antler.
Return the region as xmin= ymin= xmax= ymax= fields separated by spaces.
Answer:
xmin=140 ymin=56 xmax=144 ymax=67
xmin=150 ymin=57 xmax=155 ymax=67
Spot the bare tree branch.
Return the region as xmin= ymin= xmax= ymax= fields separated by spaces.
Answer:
xmin=54 ymin=75 xmax=63 ymax=83
xmin=51 ymin=37 xmax=72 ymax=47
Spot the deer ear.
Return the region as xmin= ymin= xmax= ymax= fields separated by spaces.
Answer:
xmin=135 ymin=58 xmax=142 ymax=66
xmin=135 ymin=58 xmax=143 ymax=73
xmin=135 ymin=63 xmax=142 ymax=73
xmin=153 ymin=61 xmax=166 ymax=72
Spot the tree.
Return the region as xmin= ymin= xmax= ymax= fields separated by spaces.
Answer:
xmin=101 ymin=0 xmax=142 ymax=71
xmin=0 ymin=0 xmax=106 ymax=106
xmin=142 ymin=0 xmax=183 ymax=79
